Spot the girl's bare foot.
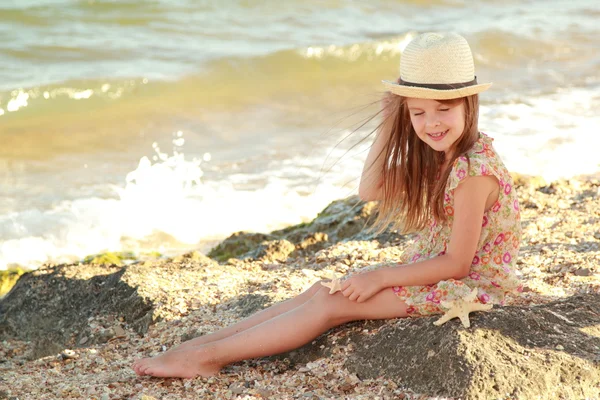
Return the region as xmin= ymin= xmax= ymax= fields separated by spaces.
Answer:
xmin=132 ymin=346 xmax=221 ymax=378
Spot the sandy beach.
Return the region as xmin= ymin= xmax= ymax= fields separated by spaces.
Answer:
xmin=1 ymin=174 xmax=598 ymax=399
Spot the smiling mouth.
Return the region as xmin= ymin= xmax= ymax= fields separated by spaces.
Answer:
xmin=427 ymin=129 xmax=449 ymax=139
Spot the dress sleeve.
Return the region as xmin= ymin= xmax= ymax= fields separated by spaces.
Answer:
xmin=447 ymin=135 xmax=503 ymax=192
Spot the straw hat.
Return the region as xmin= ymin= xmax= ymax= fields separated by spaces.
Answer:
xmin=382 ymin=32 xmax=491 ymax=100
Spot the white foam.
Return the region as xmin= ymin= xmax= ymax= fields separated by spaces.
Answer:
xmin=481 ymin=86 xmax=600 ymax=181
xmin=0 ymin=133 xmax=363 ymax=270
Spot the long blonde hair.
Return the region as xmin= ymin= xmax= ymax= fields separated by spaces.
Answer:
xmin=368 ymin=94 xmax=480 ymax=235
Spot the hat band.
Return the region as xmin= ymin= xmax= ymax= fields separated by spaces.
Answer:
xmin=399 ymin=77 xmax=478 ymax=90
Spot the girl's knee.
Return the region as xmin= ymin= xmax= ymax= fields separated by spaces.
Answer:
xmin=304 ymin=280 xmax=327 ymax=297
xmin=307 ymin=286 xmax=344 ymax=320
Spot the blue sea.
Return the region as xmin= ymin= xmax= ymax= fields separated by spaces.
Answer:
xmin=1 ymin=0 xmax=599 ymax=269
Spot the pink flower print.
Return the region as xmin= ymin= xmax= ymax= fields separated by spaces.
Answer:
xmin=513 ymin=199 xmax=519 ymax=211
xmin=406 ymin=305 xmax=417 ymax=314
xmin=482 ymin=215 xmax=489 ymax=227
xmin=411 ymin=254 xmax=422 ymax=263
xmin=474 ymin=142 xmax=485 ymax=154
xmin=483 ymin=243 xmax=492 ymax=253
xmin=472 ymin=255 xmax=480 ymax=265
xmin=491 ymin=281 xmax=501 ymax=288
xmin=492 ymin=202 xmax=501 ymax=213
xmin=393 ymin=286 xmax=408 ymax=297
xmin=460 ymin=156 xmax=468 ymax=162
xmin=494 ymin=233 xmax=505 ymax=245
xmin=469 ymin=272 xmax=481 ymax=280
xmin=438 ymin=250 xmax=446 ymax=256
xmin=425 ymin=290 xmax=441 ymax=304
xmin=503 ymin=252 xmax=512 ymax=264
xmin=504 ymin=183 xmax=512 ymax=195
xmin=444 ymin=193 xmax=451 ymax=203
xmin=499 ymin=179 xmax=505 ymax=189
xmin=478 ymin=293 xmax=491 ymax=304
xmin=502 ymin=265 xmax=511 ymax=273
xmin=480 ymin=163 xmax=489 ymax=175
xmin=457 ymin=169 xmax=466 ymax=180
xmin=517 ymin=284 xmax=524 ymax=293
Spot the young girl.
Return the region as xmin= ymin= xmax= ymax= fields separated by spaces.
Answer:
xmin=132 ymin=32 xmax=522 ymax=379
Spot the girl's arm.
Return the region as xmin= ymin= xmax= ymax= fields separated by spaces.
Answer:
xmin=358 ymin=98 xmax=395 ymax=201
xmin=343 ymin=175 xmax=499 ymax=302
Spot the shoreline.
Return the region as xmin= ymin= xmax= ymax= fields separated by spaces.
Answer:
xmin=1 ymin=171 xmax=598 ymax=274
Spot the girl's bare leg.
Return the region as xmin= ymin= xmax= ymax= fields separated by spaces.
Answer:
xmin=132 ymin=282 xmax=323 ymax=371
xmin=133 ymin=285 xmax=408 ymax=378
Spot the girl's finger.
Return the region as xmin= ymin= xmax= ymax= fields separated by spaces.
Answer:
xmin=342 ymin=287 xmax=352 ymax=297
xmin=349 ymin=292 xmax=359 ymax=302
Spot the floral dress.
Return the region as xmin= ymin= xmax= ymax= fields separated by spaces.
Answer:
xmin=385 ymin=133 xmax=522 ymax=316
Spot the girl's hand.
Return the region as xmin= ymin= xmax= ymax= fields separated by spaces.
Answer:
xmin=341 ymin=271 xmax=384 ymax=303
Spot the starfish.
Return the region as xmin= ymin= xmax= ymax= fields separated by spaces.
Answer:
xmin=320 ymin=274 xmax=343 ymax=294
xmin=433 ymin=288 xmax=493 ymax=328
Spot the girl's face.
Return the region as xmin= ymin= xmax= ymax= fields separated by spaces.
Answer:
xmin=406 ymin=97 xmax=465 ymax=159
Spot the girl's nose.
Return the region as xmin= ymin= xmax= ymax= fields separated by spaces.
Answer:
xmin=426 ymin=117 xmax=441 ymax=129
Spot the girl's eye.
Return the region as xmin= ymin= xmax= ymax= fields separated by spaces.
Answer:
xmin=413 ymin=112 xmax=424 ymax=116
xmin=439 ymin=108 xmax=450 ymax=112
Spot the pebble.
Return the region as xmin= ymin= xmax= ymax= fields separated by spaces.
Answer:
xmin=255 ymin=389 xmax=272 ymax=398
xmin=228 ymin=383 xmax=244 ymax=395
xmin=60 ymin=349 xmax=78 ymax=360
xmin=114 ymin=326 xmax=126 ymax=337
xmin=574 ymin=268 xmax=592 ymax=277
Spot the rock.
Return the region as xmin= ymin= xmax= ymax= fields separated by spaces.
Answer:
xmin=271 ymin=196 xmax=393 ymax=244
xmin=282 ymin=294 xmax=600 ymax=399
xmin=172 ymin=251 xmax=212 ymax=264
xmin=60 ymin=349 xmax=78 ymax=360
xmin=228 ymin=383 xmax=245 ymax=395
xmin=207 ymin=196 xmax=398 ymax=263
xmin=113 ymin=325 xmax=126 ymax=337
xmin=0 ymin=264 xmax=153 ymax=359
xmin=574 ymin=268 xmax=592 ymax=277
xmin=97 ymin=328 xmax=115 ymax=344
xmin=0 ymin=258 xmax=221 ymax=359
xmin=82 ymin=251 xmax=136 ymax=266
xmin=208 ymin=232 xmax=275 ymax=262
xmin=255 ymin=389 xmax=272 ymax=398
xmin=299 ymin=197 xmax=380 ymax=242
xmin=538 ymin=184 xmax=557 ymax=195
xmin=0 ymin=267 xmax=30 ymax=298
xmin=296 ymin=232 xmax=329 ymax=251
xmin=244 ymin=239 xmax=296 ymax=263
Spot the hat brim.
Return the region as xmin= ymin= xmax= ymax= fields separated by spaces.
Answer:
xmin=381 ymin=80 xmax=492 ymax=100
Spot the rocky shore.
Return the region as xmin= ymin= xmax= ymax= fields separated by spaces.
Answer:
xmin=1 ymin=175 xmax=599 ymax=399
